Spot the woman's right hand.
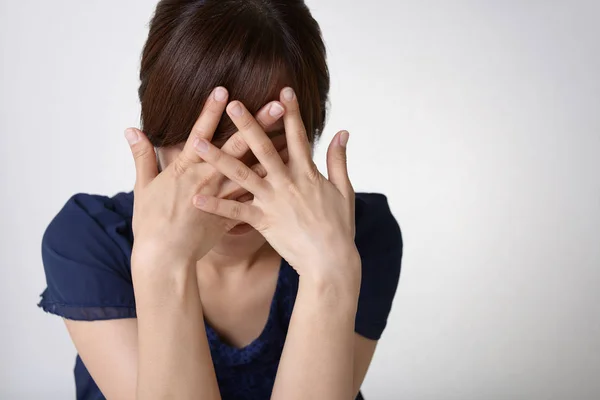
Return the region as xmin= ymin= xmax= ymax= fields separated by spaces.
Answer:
xmin=124 ymin=86 xmax=286 ymax=269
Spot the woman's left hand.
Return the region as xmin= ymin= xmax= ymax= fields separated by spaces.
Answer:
xmin=192 ymin=87 xmax=359 ymax=284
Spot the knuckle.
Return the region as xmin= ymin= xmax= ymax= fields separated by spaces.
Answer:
xmin=171 ymin=160 xmax=187 ymax=177
xmin=230 ymin=135 xmax=247 ymax=155
xmin=305 ymin=163 xmax=320 ymax=182
xmin=240 ymin=116 xmax=254 ymax=131
xmin=133 ymin=144 xmax=152 ymax=160
xmin=286 ymin=181 xmax=301 ymax=197
xmin=334 ymin=150 xmax=347 ymax=164
xmin=294 ymin=129 xmax=308 ymax=142
xmin=229 ymin=204 xmax=242 ymax=220
xmin=259 ymin=141 xmax=277 ymax=158
xmin=191 ymin=126 xmax=209 ymax=139
xmin=234 ymin=165 xmax=250 ymax=182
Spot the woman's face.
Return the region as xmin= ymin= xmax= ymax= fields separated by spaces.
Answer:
xmin=156 ymin=119 xmax=287 ymax=258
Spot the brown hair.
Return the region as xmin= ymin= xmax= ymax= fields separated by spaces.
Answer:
xmin=139 ymin=0 xmax=330 ymax=148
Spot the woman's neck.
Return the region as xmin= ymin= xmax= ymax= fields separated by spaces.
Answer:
xmin=198 ymin=242 xmax=278 ymax=278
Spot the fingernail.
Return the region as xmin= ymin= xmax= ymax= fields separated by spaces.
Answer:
xmin=124 ymin=128 xmax=139 ymax=145
xmin=282 ymin=88 xmax=295 ymax=101
xmin=228 ymin=102 xmax=243 ymax=117
xmin=339 ymin=131 xmax=349 ymax=147
xmin=214 ymin=87 xmax=227 ymax=102
xmin=194 ymin=195 xmax=207 ymax=207
xmin=269 ymin=103 xmax=284 ymax=117
xmin=194 ymin=137 xmax=209 ymax=153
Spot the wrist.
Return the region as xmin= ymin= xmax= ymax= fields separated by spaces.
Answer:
xmin=296 ymin=276 xmax=359 ymax=323
xmin=131 ymin=249 xmax=198 ymax=299
xmin=131 ymin=240 xmax=198 ymax=272
xmin=299 ymin=250 xmax=362 ymax=307
xmin=303 ymin=245 xmax=361 ymax=288
xmin=133 ymin=267 xmax=201 ymax=317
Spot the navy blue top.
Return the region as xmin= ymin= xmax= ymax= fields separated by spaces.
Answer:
xmin=38 ymin=191 xmax=402 ymax=400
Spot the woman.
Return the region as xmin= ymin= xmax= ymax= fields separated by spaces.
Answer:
xmin=38 ymin=1 xmax=403 ymax=399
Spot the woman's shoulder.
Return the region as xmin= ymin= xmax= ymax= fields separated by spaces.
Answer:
xmin=354 ymin=192 xmax=402 ymax=257
xmin=43 ymin=191 xmax=135 ymax=260
xmin=46 ymin=191 xmax=134 ymax=231
xmin=352 ymin=192 xmax=403 ymax=340
xmin=55 ymin=191 xmax=134 ymax=221
xmin=39 ymin=191 xmax=137 ymax=320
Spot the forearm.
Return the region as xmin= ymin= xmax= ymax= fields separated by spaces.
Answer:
xmin=132 ymin=258 xmax=220 ymax=400
xmin=272 ymin=253 xmax=361 ymax=400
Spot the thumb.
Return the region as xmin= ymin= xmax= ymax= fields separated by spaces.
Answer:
xmin=125 ymin=128 xmax=158 ymax=189
xmin=326 ymin=130 xmax=353 ymax=198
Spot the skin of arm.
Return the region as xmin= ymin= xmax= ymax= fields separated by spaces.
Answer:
xmin=61 ymin=86 xmax=380 ymax=398
xmin=63 ymin=260 xmax=222 ymax=400
xmin=60 ymin=88 xmax=287 ymax=399
xmin=270 ymin=253 xmax=362 ymax=400
xmin=64 ymin=296 xmax=378 ymax=400
xmin=64 ymin=276 xmax=378 ymax=400
xmin=192 ymin=87 xmax=381 ymax=399
xmin=352 ymin=334 xmax=378 ymax=397
xmin=132 ymin=258 xmax=220 ymax=400
xmin=64 ymin=319 xmax=139 ymax=400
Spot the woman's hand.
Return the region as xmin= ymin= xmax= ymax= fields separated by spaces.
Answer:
xmin=125 ymin=86 xmax=287 ymax=268
xmin=192 ymin=87 xmax=359 ymax=284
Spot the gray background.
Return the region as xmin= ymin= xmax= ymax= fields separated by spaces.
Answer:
xmin=1 ymin=0 xmax=599 ymax=399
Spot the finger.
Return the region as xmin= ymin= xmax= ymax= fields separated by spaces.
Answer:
xmin=226 ymin=101 xmax=287 ymax=178
xmin=218 ymin=147 xmax=289 ymax=201
xmin=178 ymin=87 xmax=229 ymax=169
xmin=193 ymin=135 xmax=287 ymax=199
xmin=220 ymin=101 xmax=285 ymax=159
xmin=251 ymin=147 xmax=289 ymax=179
xmin=280 ymin=87 xmax=312 ymax=168
xmin=125 ymin=128 xmax=158 ymax=189
xmin=195 ymin=138 xmax=270 ymax=198
xmin=242 ymin=134 xmax=287 ymax=167
xmin=326 ymin=130 xmax=353 ymax=198
xmin=193 ymin=195 xmax=262 ymax=227
xmin=256 ymin=101 xmax=285 ymax=132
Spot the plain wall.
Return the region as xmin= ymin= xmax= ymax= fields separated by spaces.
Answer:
xmin=1 ymin=0 xmax=599 ymax=399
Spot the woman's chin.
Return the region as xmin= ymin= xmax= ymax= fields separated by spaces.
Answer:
xmin=226 ymin=223 xmax=255 ymax=236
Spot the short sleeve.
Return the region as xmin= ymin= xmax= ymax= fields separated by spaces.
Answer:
xmin=354 ymin=193 xmax=403 ymax=340
xmin=38 ymin=192 xmax=137 ymax=320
